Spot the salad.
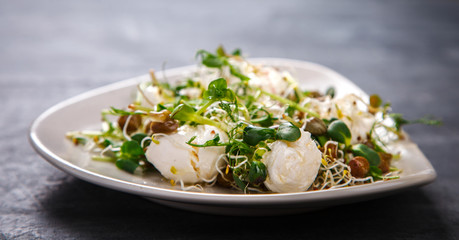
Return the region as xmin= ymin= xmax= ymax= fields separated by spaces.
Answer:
xmin=66 ymin=47 xmax=439 ymax=193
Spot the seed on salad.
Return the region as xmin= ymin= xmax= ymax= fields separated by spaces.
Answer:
xmin=118 ymin=114 xmax=142 ymax=133
xmin=304 ymin=117 xmax=327 ymax=136
xmin=349 ymin=156 xmax=370 ymax=178
xmin=324 ymin=141 xmax=338 ymax=159
xmin=145 ymin=110 xmax=179 ymax=134
xmin=150 ymin=119 xmax=179 ymax=134
xmin=378 ymin=152 xmax=393 ymax=173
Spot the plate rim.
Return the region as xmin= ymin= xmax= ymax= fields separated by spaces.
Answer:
xmin=29 ymin=58 xmax=437 ymax=207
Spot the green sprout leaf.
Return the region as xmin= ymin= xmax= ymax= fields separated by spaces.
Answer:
xmin=196 ymin=50 xmax=224 ymax=68
xmin=276 ymin=123 xmax=301 ymax=142
xmin=327 ymin=120 xmax=352 ymax=146
xmin=171 ymin=103 xmax=227 ymax=131
xmin=196 ymin=48 xmax=249 ymax=81
xmin=203 ymin=78 xmax=235 ymax=102
xmin=120 ymin=140 xmax=144 ymax=161
xmin=131 ymin=133 xmax=150 ymax=148
xmin=248 ymin=160 xmax=267 ymax=185
xmin=252 ymin=147 xmax=267 ymax=161
xmin=197 ymin=78 xmax=237 ymax=116
xmin=285 ymin=105 xmax=295 ymax=117
xmin=243 ymin=125 xmax=275 ymax=146
xmin=368 ymin=166 xmax=383 ymax=180
xmin=116 ymin=159 xmax=139 ymax=174
xmin=186 ymin=134 xmax=228 ymax=147
xmin=251 ymin=108 xmax=274 ymax=127
xmin=229 ymin=65 xmax=250 ymax=81
xmin=232 ymin=48 xmax=241 ymax=56
xmin=389 ymin=113 xmax=442 ymax=131
xmin=219 ymin=102 xmax=237 ymax=122
xmin=351 ymin=144 xmax=381 ymax=167
xmin=233 ymin=174 xmax=247 ymax=192
xmin=325 ymin=87 xmax=335 ymax=98
xmin=216 ymin=45 xmax=227 ymax=57
xmin=170 ymin=103 xmax=196 ymax=121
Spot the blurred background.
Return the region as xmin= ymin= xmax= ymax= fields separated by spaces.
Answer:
xmin=1 ymin=0 xmax=458 ymax=239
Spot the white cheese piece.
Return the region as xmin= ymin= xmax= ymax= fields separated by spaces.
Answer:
xmin=302 ymin=94 xmax=376 ymax=144
xmin=145 ymin=125 xmax=227 ymax=184
xmin=248 ymin=67 xmax=290 ymax=96
xmin=334 ymin=94 xmax=375 ymax=144
xmin=262 ymin=130 xmax=322 ymax=193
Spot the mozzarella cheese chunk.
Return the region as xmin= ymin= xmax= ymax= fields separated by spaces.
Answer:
xmin=145 ymin=125 xmax=227 ymax=184
xmin=302 ymin=94 xmax=376 ymax=144
xmin=262 ymin=130 xmax=322 ymax=193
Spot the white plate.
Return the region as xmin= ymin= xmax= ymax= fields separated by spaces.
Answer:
xmin=29 ymin=58 xmax=436 ymax=216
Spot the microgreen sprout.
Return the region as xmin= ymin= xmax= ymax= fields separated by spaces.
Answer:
xmin=351 ymin=144 xmax=381 ymax=167
xmin=389 ymin=113 xmax=442 ymax=131
xmin=327 ymin=120 xmax=352 ymax=146
xmin=196 ymin=47 xmax=250 ymax=81
xmin=197 ymin=78 xmax=236 ymax=115
xmin=170 ymin=103 xmax=228 ymax=131
xmin=256 ymin=87 xmax=320 ymax=118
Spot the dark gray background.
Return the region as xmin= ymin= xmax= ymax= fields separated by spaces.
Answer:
xmin=1 ymin=0 xmax=458 ymax=239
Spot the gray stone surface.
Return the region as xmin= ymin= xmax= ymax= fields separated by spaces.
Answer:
xmin=1 ymin=0 xmax=458 ymax=239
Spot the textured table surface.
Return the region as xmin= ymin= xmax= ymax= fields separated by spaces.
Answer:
xmin=1 ymin=0 xmax=459 ymax=239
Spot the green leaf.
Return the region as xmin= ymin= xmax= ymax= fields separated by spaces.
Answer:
xmin=351 ymin=144 xmax=381 ymax=166
xmin=131 ymin=133 xmax=150 ymax=147
xmin=120 ymin=140 xmax=144 ymax=161
xmin=219 ymin=102 xmax=237 ymax=122
xmin=216 ymin=45 xmax=227 ymax=57
xmin=325 ymin=87 xmax=335 ymax=98
xmin=101 ymin=139 xmax=114 ymax=148
xmin=116 ymin=159 xmax=139 ymax=174
xmin=196 ymin=50 xmax=224 ymax=68
xmin=315 ymin=135 xmax=329 ymax=147
xmin=248 ymin=161 xmax=267 ymax=185
xmin=203 ymin=78 xmax=235 ymax=102
xmin=229 ymin=65 xmax=250 ymax=81
xmin=368 ymin=166 xmax=383 ymax=180
xmin=232 ymin=48 xmax=242 ymax=56
xmin=327 ymin=120 xmax=351 ymax=146
xmin=389 ymin=113 xmax=411 ymax=131
xmin=251 ymin=108 xmax=274 ymax=127
xmin=226 ymin=139 xmax=254 ymax=156
xmin=233 ymin=174 xmax=247 ymax=192
xmin=285 ymin=105 xmax=295 ymax=117
xmin=252 ymin=148 xmax=267 ymax=161
xmin=170 ymin=103 xmax=227 ymax=131
xmin=203 ymin=56 xmax=224 ymax=68
xmin=276 ymin=123 xmax=301 ymax=142
xmin=243 ymin=125 xmax=275 ymax=146
xmin=170 ymin=103 xmax=197 ymax=121
xmin=251 ymin=115 xmax=274 ymax=127
xmin=186 ymin=134 xmax=227 ymax=147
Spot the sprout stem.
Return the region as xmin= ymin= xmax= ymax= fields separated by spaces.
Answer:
xmin=196 ymin=100 xmax=214 ymax=115
xmin=257 ymin=88 xmax=320 ymax=118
